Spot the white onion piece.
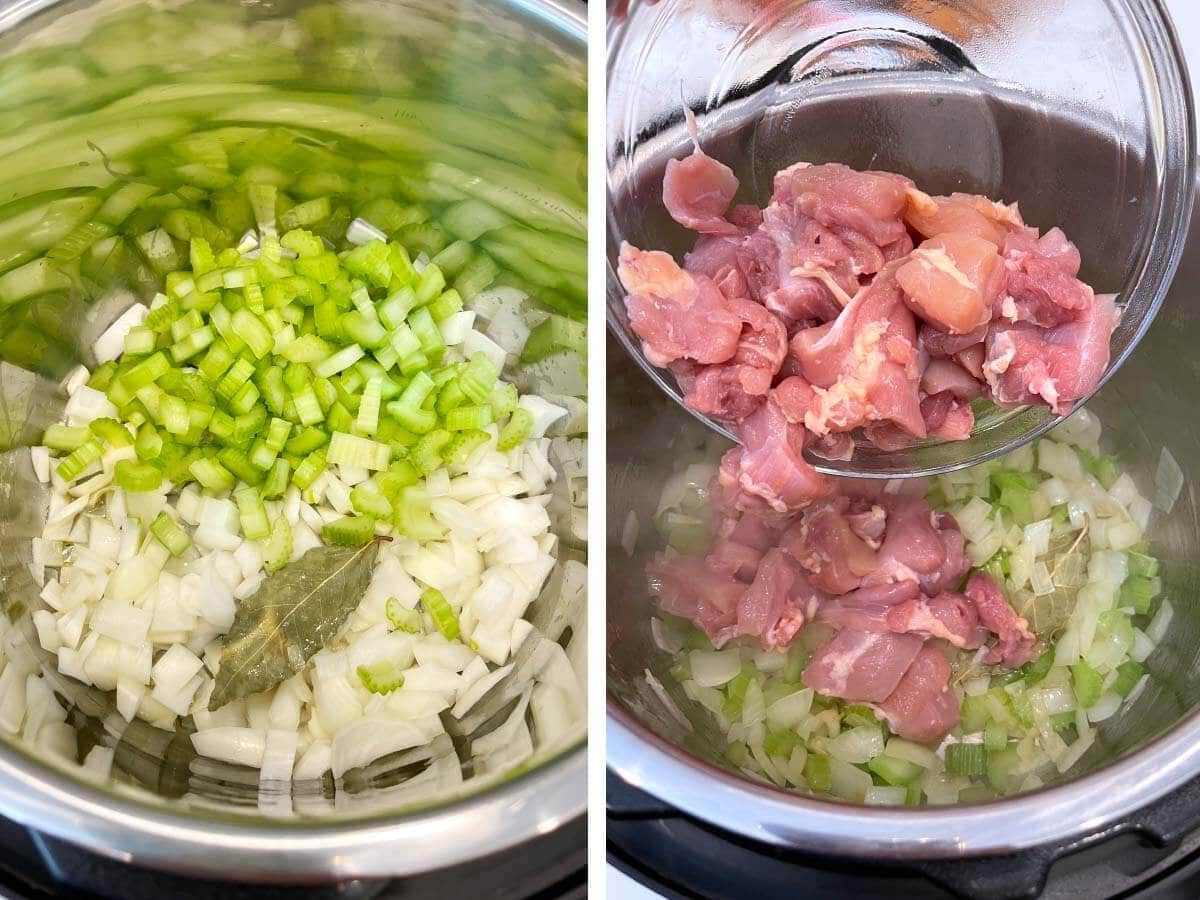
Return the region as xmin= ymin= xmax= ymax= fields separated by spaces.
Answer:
xmin=293 ymin=740 xmax=332 ymax=780
xmin=345 ymin=218 xmax=387 ymax=245
xmin=688 ymin=649 xmax=741 ymax=688
xmin=191 ymin=727 xmax=267 ymax=767
xmin=330 ymin=717 xmax=441 ymax=778
xmin=1155 ymin=448 xmax=1184 ymax=513
xmin=93 ymin=303 xmax=149 ymax=365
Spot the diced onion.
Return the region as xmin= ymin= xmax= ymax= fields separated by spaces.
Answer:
xmin=93 ymin=302 xmax=149 ymax=365
xmin=191 ymin=727 xmax=267 ymax=767
xmin=689 ymin=649 xmax=741 ymax=687
xmin=345 ymin=218 xmax=387 ymax=246
xmin=1147 ymin=598 xmax=1174 ymax=644
xmin=1154 ymin=448 xmax=1183 ymax=513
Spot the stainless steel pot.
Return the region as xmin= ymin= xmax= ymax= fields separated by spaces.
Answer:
xmin=607 ymin=0 xmax=1199 ymax=865
xmin=0 ymin=0 xmax=586 ymax=880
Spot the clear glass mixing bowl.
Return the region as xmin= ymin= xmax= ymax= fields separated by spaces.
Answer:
xmin=0 ymin=0 xmax=586 ymax=879
xmin=607 ymin=0 xmax=1195 ymax=477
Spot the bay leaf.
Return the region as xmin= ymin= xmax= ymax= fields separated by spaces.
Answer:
xmin=208 ymin=538 xmax=386 ymax=711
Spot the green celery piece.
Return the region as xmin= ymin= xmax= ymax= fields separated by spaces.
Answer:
xmin=1072 ymin=658 xmax=1103 ymax=709
xmin=868 ymin=754 xmax=922 ymax=786
xmin=521 ymin=313 xmax=586 ymax=363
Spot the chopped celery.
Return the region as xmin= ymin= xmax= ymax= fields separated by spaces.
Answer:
xmin=197 ymin=342 xmax=235 ymax=383
xmin=150 ymin=512 xmax=191 ymax=556
xmin=261 ymin=459 xmax=290 ymax=499
xmin=803 ymin=754 xmax=832 ymax=793
xmin=421 ymin=587 xmax=459 ymax=641
xmin=292 ymin=448 xmax=327 ymax=489
xmin=1126 ymin=551 xmax=1159 ymax=580
xmin=43 ymin=424 xmax=89 ymax=452
xmin=385 ymin=597 xmax=422 ymax=633
xmin=407 ymin=306 xmax=444 ymax=363
xmin=521 ymin=314 xmax=586 ymax=363
xmin=235 ymin=486 xmax=270 ymax=540
xmin=987 ymin=748 xmax=1021 ymax=793
xmin=867 ymin=754 xmax=922 ymax=786
xmin=313 ymin=343 xmax=365 ymax=378
xmin=356 ymin=661 xmax=404 ymax=694
xmin=393 ymin=487 xmax=445 ymax=540
xmin=489 ymin=383 xmax=519 ymax=420
xmin=158 ymin=393 xmax=190 ymax=436
xmin=1114 ymin=660 xmax=1145 ymax=697
xmin=1021 ymin=647 xmax=1056 ymax=686
xmin=264 ymin=417 xmax=291 ymax=452
xmin=458 ymin=353 xmax=498 ymax=403
xmin=444 ymin=404 xmax=492 ymax=432
xmin=497 ymin=407 xmax=533 ymax=451
xmin=355 ymin=375 xmax=382 ymax=435
xmin=123 ymin=326 xmax=156 ymax=356
xmin=411 ymin=429 xmax=451 ymax=475
xmin=323 ymin=514 xmax=376 ymax=546
xmin=285 ymin=426 xmax=328 ymax=456
xmin=262 ymin=516 xmax=293 ymax=573
xmin=231 ymin=404 xmax=266 ymax=443
xmin=1120 ymin=575 xmax=1159 ymax=615
xmin=135 ymin=422 xmax=162 ymax=460
xmin=56 ymin=439 xmax=103 ymax=481
xmin=189 ymin=457 xmax=235 ymax=492
xmin=280 ymin=334 xmax=332 ymax=364
xmin=414 ymin=264 xmax=446 ymax=305
xmin=231 ymin=308 xmax=272 ymax=358
xmin=762 ymin=730 xmax=800 ymax=759
xmin=328 ymin=431 xmax=390 ymax=470
xmin=426 ymin=288 xmax=463 ymax=322
xmin=444 ymin=429 xmax=489 ymax=467
xmin=1078 ymin=448 xmax=1120 ymax=490
xmin=1072 ymin=658 xmax=1102 ymax=709
xmin=248 ymin=438 xmax=278 ymax=471
xmin=218 ymin=446 xmax=264 ymax=486
xmin=113 ymin=459 xmax=162 ymax=492
xmin=430 ymin=241 xmax=471 ymax=278
xmin=960 ymin=694 xmax=993 ymax=733
xmin=983 ymin=722 xmax=1009 ymax=752
xmin=945 ymin=743 xmax=986 ymax=776
xmin=998 ymin=484 xmax=1034 ymax=526
xmin=350 ymin=484 xmax=392 ymax=519
xmin=344 ymin=240 xmax=392 ymax=288
xmin=292 ymin=384 xmax=323 ymax=426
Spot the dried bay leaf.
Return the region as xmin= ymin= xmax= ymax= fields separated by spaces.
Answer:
xmin=209 ymin=537 xmax=386 ymax=710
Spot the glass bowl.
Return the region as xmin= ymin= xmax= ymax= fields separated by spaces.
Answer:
xmin=606 ymin=0 xmax=1195 ymax=477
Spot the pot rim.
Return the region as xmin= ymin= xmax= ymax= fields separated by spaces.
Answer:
xmin=0 ymin=732 xmax=585 ymax=879
xmin=607 ymin=699 xmax=1200 ymax=857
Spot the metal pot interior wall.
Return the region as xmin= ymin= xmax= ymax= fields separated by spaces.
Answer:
xmin=0 ymin=0 xmax=586 ymax=840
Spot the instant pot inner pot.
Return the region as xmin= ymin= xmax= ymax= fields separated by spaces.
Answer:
xmin=0 ymin=0 xmax=585 ymax=825
xmin=607 ymin=82 xmax=1199 ymax=796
